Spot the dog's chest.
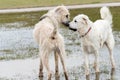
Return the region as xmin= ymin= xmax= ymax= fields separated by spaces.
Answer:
xmin=82 ymin=38 xmax=99 ymax=53
xmin=83 ymin=45 xmax=96 ymax=54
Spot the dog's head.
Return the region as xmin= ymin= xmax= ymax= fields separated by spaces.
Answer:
xmin=54 ymin=5 xmax=70 ymax=26
xmin=69 ymin=14 xmax=90 ymax=31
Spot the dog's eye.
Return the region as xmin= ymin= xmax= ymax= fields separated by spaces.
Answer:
xmin=66 ymin=15 xmax=68 ymax=18
xmin=74 ymin=20 xmax=77 ymax=22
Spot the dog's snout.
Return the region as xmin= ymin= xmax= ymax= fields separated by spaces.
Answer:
xmin=66 ymin=22 xmax=70 ymax=26
xmin=62 ymin=21 xmax=70 ymax=27
xmin=66 ymin=21 xmax=70 ymax=26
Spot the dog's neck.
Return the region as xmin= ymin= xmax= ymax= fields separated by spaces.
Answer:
xmin=40 ymin=13 xmax=59 ymax=27
xmin=78 ymin=21 xmax=93 ymax=38
xmin=78 ymin=26 xmax=91 ymax=38
xmin=79 ymin=27 xmax=92 ymax=38
xmin=40 ymin=13 xmax=60 ymax=40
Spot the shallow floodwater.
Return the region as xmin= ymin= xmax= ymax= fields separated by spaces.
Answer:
xmin=0 ymin=16 xmax=120 ymax=80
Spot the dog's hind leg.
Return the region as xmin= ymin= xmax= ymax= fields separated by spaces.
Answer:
xmin=39 ymin=58 xmax=43 ymax=77
xmin=54 ymin=50 xmax=59 ymax=77
xmin=56 ymin=47 xmax=68 ymax=80
xmin=94 ymin=50 xmax=100 ymax=73
xmin=41 ymin=50 xmax=52 ymax=80
xmin=39 ymin=48 xmax=44 ymax=77
xmin=105 ymin=36 xmax=115 ymax=69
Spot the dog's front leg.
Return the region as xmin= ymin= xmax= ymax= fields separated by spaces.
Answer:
xmin=94 ymin=50 xmax=100 ymax=73
xmin=84 ymin=52 xmax=89 ymax=76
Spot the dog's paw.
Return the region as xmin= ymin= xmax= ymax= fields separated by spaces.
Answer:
xmin=55 ymin=70 xmax=59 ymax=75
xmin=95 ymin=68 xmax=100 ymax=73
xmin=86 ymin=74 xmax=90 ymax=80
xmin=39 ymin=72 xmax=43 ymax=77
xmin=85 ymin=69 xmax=89 ymax=75
xmin=55 ymin=72 xmax=60 ymax=78
xmin=48 ymin=73 xmax=52 ymax=80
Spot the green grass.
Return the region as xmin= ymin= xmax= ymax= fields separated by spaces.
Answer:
xmin=0 ymin=6 xmax=119 ymax=30
xmin=0 ymin=0 xmax=119 ymax=9
xmin=0 ymin=11 xmax=47 ymax=27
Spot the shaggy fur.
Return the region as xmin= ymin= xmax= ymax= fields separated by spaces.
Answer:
xmin=33 ymin=6 xmax=70 ymax=80
xmin=69 ymin=6 xmax=115 ymax=75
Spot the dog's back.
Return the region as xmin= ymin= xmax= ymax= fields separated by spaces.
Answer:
xmin=33 ymin=19 xmax=54 ymax=44
xmin=90 ymin=7 xmax=113 ymax=48
xmin=93 ymin=6 xmax=113 ymax=36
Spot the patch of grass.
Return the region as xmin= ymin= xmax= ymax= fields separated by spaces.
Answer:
xmin=91 ymin=1 xmax=101 ymax=4
xmin=0 ymin=49 xmax=14 ymax=54
xmin=0 ymin=0 xmax=119 ymax=9
xmin=0 ymin=7 xmax=120 ymax=30
xmin=0 ymin=11 xmax=47 ymax=27
xmin=0 ymin=48 xmax=38 ymax=60
xmin=111 ymin=7 xmax=120 ymax=31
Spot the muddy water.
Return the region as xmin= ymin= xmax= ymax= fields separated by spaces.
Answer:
xmin=0 ymin=19 xmax=120 ymax=80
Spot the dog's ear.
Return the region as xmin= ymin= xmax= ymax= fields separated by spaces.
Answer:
xmin=82 ymin=17 xmax=87 ymax=25
xmin=39 ymin=14 xmax=47 ymax=21
xmin=55 ymin=7 xmax=63 ymax=14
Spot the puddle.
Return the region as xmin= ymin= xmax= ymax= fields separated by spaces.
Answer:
xmin=0 ymin=50 xmax=120 ymax=80
xmin=0 ymin=12 xmax=120 ymax=80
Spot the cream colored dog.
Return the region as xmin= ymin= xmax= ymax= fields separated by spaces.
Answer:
xmin=69 ymin=7 xmax=115 ymax=75
xmin=33 ymin=6 xmax=70 ymax=80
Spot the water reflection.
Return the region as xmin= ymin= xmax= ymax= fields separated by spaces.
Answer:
xmin=38 ymin=73 xmax=60 ymax=80
xmin=86 ymin=75 xmax=90 ymax=80
xmin=86 ymin=68 xmax=115 ymax=80
xmin=110 ymin=68 xmax=115 ymax=80
xmin=55 ymin=72 xmax=60 ymax=80
xmin=39 ymin=77 xmax=43 ymax=80
xmin=95 ymin=72 xmax=100 ymax=80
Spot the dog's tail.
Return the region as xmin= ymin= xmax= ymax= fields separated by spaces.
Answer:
xmin=100 ymin=6 xmax=112 ymax=25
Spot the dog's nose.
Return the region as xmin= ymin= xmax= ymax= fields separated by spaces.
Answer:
xmin=66 ymin=22 xmax=69 ymax=27
xmin=66 ymin=21 xmax=70 ymax=26
xmin=62 ymin=21 xmax=70 ymax=27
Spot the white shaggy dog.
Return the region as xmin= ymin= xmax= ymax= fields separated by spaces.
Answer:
xmin=33 ymin=6 xmax=70 ymax=80
xmin=69 ymin=7 xmax=115 ymax=75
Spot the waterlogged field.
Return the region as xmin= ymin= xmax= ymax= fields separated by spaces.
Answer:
xmin=0 ymin=7 xmax=120 ymax=80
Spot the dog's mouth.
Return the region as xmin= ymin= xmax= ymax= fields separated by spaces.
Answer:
xmin=69 ymin=27 xmax=77 ymax=31
xmin=62 ymin=21 xmax=70 ymax=27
